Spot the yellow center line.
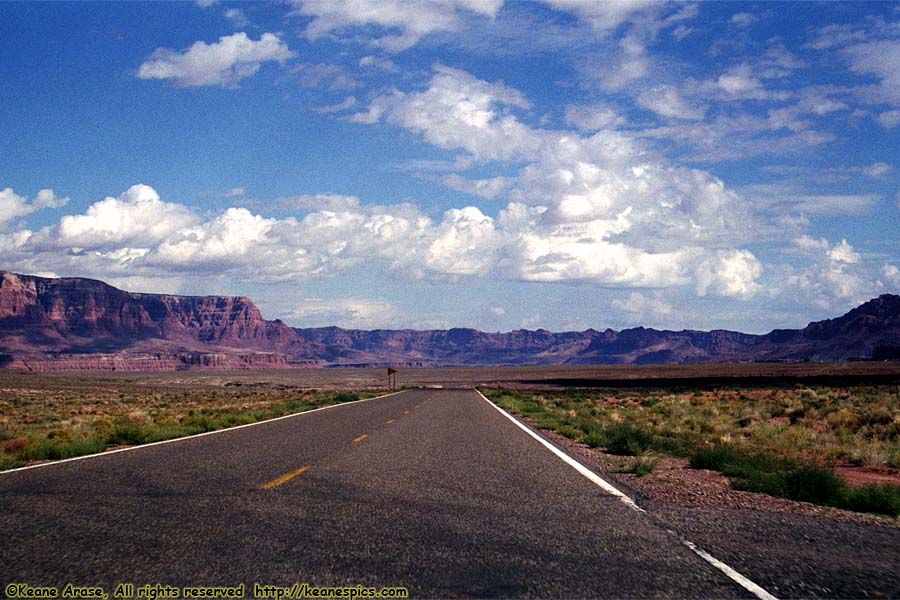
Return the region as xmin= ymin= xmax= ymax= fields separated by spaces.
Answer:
xmin=259 ymin=465 xmax=310 ymax=490
xmin=403 ymin=409 xmax=410 ymax=414
xmin=353 ymin=433 xmax=369 ymax=443
xmin=385 ymin=419 xmax=397 ymax=424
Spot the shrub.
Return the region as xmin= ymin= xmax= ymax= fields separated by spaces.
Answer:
xmin=604 ymin=424 xmax=654 ymax=456
xmin=333 ymin=391 xmax=359 ymax=403
xmin=842 ymin=484 xmax=900 ymax=517
xmin=584 ymin=431 xmax=605 ymax=449
xmin=784 ymin=466 xmax=846 ymax=505
xmin=105 ymin=419 xmax=151 ymax=445
xmin=3 ymin=437 xmax=29 ymax=453
xmin=690 ymin=445 xmax=741 ymax=471
xmin=625 ymin=455 xmax=658 ymax=477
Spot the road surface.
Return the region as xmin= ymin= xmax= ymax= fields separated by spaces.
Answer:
xmin=1 ymin=388 xmax=894 ymax=598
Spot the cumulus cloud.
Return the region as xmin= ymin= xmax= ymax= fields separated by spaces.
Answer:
xmin=844 ymin=39 xmax=900 ymax=104
xmin=356 ymin=66 xmax=760 ymax=290
xmin=0 ymin=188 xmax=34 ymax=229
xmin=636 ymin=84 xmax=706 ymax=120
xmin=563 ymin=104 xmax=625 ymax=131
xmin=353 ymin=65 xmax=536 ymax=161
xmin=696 ymin=250 xmax=763 ymax=300
xmin=542 ymin=0 xmax=660 ymax=36
xmin=438 ymin=174 xmax=512 ymax=199
xmin=883 ymin=264 xmax=900 ymax=288
xmin=34 ymin=184 xmax=197 ymax=250
xmin=783 ymin=236 xmax=876 ymax=309
xmin=766 ymin=193 xmax=881 ymax=216
xmin=223 ymin=8 xmax=251 ymax=28
xmin=291 ymin=0 xmax=502 ymax=52
xmin=863 ymin=162 xmax=892 ymax=177
xmin=611 ymin=292 xmax=673 ymax=322
xmin=0 ymin=70 xmax=815 ymax=304
xmin=878 ymin=109 xmax=900 ymax=128
xmin=730 ymin=12 xmax=758 ymax=27
xmin=0 ymin=187 xmax=69 ymax=230
xmin=137 ymin=32 xmax=294 ymax=88
xmin=287 ymin=297 xmax=400 ymax=328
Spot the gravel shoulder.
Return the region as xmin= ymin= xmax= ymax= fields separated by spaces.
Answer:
xmin=530 ymin=422 xmax=900 ymax=599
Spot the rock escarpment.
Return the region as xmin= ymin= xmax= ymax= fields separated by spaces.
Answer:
xmin=2 ymin=270 xmax=898 ymax=370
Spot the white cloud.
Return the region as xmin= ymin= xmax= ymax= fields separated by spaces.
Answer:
xmin=844 ymin=40 xmax=900 ymax=104
xmin=359 ymin=55 xmax=398 ymax=71
xmin=426 ymin=206 xmax=500 ymax=275
xmin=716 ymin=64 xmax=779 ymax=100
xmin=33 ymin=189 xmax=69 ymax=210
xmin=878 ymin=109 xmax=900 ymax=128
xmin=292 ymin=0 xmax=503 ymax=52
xmin=279 ymin=193 xmax=362 ymax=212
xmin=0 ymin=187 xmax=69 ymax=230
xmin=636 ymin=84 xmax=706 ymax=120
xmin=354 ymin=65 xmax=537 ymax=161
xmin=288 ymin=297 xmax=400 ymax=328
xmin=137 ymin=32 xmax=294 ymax=88
xmin=290 ymin=63 xmax=361 ymax=91
xmin=37 ymin=184 xmax=197 ymax=250
xmin=543 ymin=0 xmax=659 ymax=36
xmin=357 ymin=66 xmax=761 ymax=291
xmin=0 ymin=188 xmax=34 ymax=229
xmin=695 ymin=250 xmax=763 ymax=300
xmin=564 ymin=104 xmax=625 ymax=131
xmin=863 ymin=162 xmax=892 ymax=177
xmin=223 ymin=8 xmax=251 ymax=28
xmin=611 ymin=292 xmax=673 ymax=321
xmin=599 ymin=35 xmax=651 ymax=91
xmin=439 ymin=174 xmax=512 ymax=199
xmin=882 ymin=264 xmax=900 ymax=288
xmin=730 ymin=12 xmax=758 ymax=27
xmin=766 ymin=193 xmax=880 ymax=216
xmin=785 ymin=236 xmax=874 ymax=309
xmin=316 ymin=96 xmax=358 ymax=113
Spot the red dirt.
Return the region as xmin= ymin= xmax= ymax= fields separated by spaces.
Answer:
xmin=836 ymin=464 xmax=900 ymax=487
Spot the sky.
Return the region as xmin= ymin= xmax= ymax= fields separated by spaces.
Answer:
xmin=1 ymin=1 xmax=898 ymax=334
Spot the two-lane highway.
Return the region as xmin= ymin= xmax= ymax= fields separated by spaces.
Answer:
xmin=1 ymin=389 xmax=753 ymax=597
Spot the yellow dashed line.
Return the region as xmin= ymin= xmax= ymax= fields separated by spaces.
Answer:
xmin=353 ymin=434 xmax=369 ymax=443
xmin=259 ymin=465 xmax=310 ymax=490
xmin=385 ymin=419 xmax=397 ymax=424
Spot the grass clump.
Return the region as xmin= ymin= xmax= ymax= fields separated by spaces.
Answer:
xmin=621 ymin=455 xmax=659 ymax=477
xmin=690 ymin=445 xmax=900 ymax=517
xmin=333 ymin=391 xmax=359 ymax=403
xmin=480 ymin=384 xmax=900 ymax=518
xmin=0 ymin=387 xmax=379 ymax=470
xmin=603 ymin=424 xmax=655 ymax=456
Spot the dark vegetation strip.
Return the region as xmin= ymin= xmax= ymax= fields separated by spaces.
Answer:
xmin=482 ymin=386 xmax=900 ymax=518
xmin=523 ymin=373 xmax=900 ymax=389
xmin=0 ymin=390 xmax=366 ymax=470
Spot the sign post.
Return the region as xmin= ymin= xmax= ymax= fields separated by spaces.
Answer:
xmin=387 ymin=367 xmax=397 ymax=390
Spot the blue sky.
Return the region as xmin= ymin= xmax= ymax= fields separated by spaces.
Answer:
xmin=1 ymin=1 xmax=898 ymax=333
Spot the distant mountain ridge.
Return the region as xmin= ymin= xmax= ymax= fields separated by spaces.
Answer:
xmin=1 ymin=270 xmax=898 ymax=371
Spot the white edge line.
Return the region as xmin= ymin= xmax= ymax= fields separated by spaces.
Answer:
xmin=682 ymin=539 xmax=779 ymax=600
xmin=0 ymin=389 xmax=408 ymax=475
xmin=473 ymin=387 xmax=642 ymax=511
xmin=474 ymin=387 xmax=779 ymax=600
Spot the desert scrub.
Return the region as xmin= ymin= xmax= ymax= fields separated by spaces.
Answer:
xmin=482 ymin=384 xmax=900 ymax=517
xmin=619 ymin=454 xmax=659 ymax=477
xmin=0 ymin=386 xmax=386 ymax=470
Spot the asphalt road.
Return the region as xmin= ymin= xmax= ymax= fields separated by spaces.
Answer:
xmin=3 ymin=389 xmax=763 ymax=598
